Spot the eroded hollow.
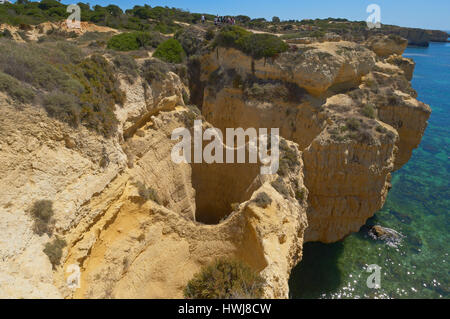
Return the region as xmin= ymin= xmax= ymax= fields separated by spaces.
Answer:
xmin=191 ymin=161 xmax=260 ymax=224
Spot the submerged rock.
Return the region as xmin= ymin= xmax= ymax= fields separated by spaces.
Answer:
xmin=369 ymin=225 xmax=405 ymax=247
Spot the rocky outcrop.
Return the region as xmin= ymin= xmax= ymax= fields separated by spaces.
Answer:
xmin=369 ymin=225 xmax=404 ymax=247
xmin=0 ymin=92 xmax=126 ymax=298
xmin=56 ymin=110 xmax=308 ymax=298
xmin=0 ymin=55 xmax=307 ymax=298
xmin=365 ymin=34 xmax=408 ymax=57
xmin=381 ymin=27 xmax=449 ymax=46
xmin=198 ymin=39 xmax=429 ymax=243
xmin=202 ymin=42 xmax=376 ymax=96
xmin=377 ymin=92 xmax=431 ymax=170
xmin=0 ymin=27 xmax=431 ymax=299
xmin=386 ymin=54 xmax=415 ymax=81
xmin=0 ymin=21 xmax=117 ymax=42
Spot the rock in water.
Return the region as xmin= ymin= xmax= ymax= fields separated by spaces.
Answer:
xmin=369 ymin=225 xmax=404 ymax=248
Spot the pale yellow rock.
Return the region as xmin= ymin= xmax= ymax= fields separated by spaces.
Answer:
xmin=365 ymin=34 xmax=408 ymax=57
xmin=0 ymin=21 xmax=118 ymax=42
xmin=386 ymin=54 xmax=416 ymax=81
xmin=0 ymin=32 xmax=431 ymax=299
xmin=198 ymin=37 xmax=430 ymax=245
xmin=201 ymin=42 xmax=376 ymax=96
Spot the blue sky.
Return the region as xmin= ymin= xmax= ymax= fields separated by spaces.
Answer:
xmin=70 ymin=0 xmax=450 ymax=31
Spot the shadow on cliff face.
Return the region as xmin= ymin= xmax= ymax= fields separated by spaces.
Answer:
xmin=288 ymin=241 xmax=344 ymax=298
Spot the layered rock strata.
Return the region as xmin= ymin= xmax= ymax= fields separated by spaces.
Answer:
xmin=0 ymin=33 xmax=430 ymax=298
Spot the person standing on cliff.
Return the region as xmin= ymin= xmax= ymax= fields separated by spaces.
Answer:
xmin=201 ymin=15 xmax=205 ymax=24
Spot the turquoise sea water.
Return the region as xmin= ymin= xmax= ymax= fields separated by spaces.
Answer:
xmin=289 ymin=41 xmax=450 ymax=299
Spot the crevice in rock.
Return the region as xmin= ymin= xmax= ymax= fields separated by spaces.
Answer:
xmin=191 ymin=161 xmax=261 ymax=224
xmin=187 ymin=56 xmax=205 ymax=109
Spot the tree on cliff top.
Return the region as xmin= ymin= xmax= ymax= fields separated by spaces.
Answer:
xmin=214 ymin=25 xmax=289 ymax=60
xmin=153 ymin=38 xmax=186 ymax=63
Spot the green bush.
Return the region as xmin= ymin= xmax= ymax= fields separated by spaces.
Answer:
xmin=253 ymin=192 xmax=273 ymax=208
xmin=214 ymin=25 xmax=252 ymax=48
xmin=77 ymin=31 xmax=114 ymax=44
xmin=214 ymin=26 xmax=288 ymax=60
xmin=205 ymin=28 xmax=215 ymax=41
xmin=346 ymin=118 xmax=360 ymax=131
xmin=142 ymin=59 xmax=171 ymax=83
xmin=133 ymin=181 xmax=161 ymax=204
xmin=0 ymin=40 xmax=83 ymax=93
xmin=175 ymin=26 xmax=207 ymax=56
xmin=68 ymin=54 xmax=125 ymax=136
xmin=184 ymin=258 xmax=264 ymax=299
xmin=361 ymin=104 xmax=376 ymax=119
xmin=107 ymin=32 xmax=140 ymax=51
xmin=376 ymin=125 xmax=388 ymax=133
xmin=43 ymin=237 xmax=66 ymax=269
xmin=309 ymin=30 xmax=326 ymax=38
xmin=152 ymin=22 xmax=181 ymax=34
xmin=0 ymin=45 xmax=77 ymax=92
xmin=112 ymin=54 xmax=139 ymax=83
xmin=271 ymin=178 xmax=290 ymax=198
xmin=42 ymin=91 xmax=80 ymax=127
xmin=295 ymin=187 xmax=305 ymax=202
xmin=30 ymin=200 xmax=54 ymax=236
xmin=153 ymin=38 xmax=186 ymax=63
xmin=136 ymin=31 xmax=165 ymax=48
xmin=0 ymin=71 xmax=35 ymax=103
xmin=107 ymin=31 xmax=164 ymax=51
xmin=278 ymin=140 xmax=299 ymax=176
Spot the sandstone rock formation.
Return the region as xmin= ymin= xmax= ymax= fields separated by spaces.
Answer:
xmin=0 ymin=59 xmax=308 ymax=299
xmin=197 ymin=39 xmax=429 ymax=243
xmin=365 ymin=34 xmax=408 ymax=57
xmin=386 ymin=54 xmax=415 ymax=81
xmin=0 ymin=26 xmax=430 ymax=299
xmin=382 ymin=27 xmax=449 ymax=46
xmin=0 ymin=21 xmax=117 ymax=42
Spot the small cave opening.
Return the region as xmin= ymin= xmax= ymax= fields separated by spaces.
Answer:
xmin=191 ymin=161 xmax=261 ymax=225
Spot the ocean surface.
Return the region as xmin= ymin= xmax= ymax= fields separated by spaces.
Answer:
xmin=289 ymin=41 xmax=450 ymax=299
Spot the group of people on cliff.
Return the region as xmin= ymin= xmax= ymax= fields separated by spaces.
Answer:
xmin=199 ymin=14 xmax=236 ymax=26
xmin=213 ymin=15 xmax=236 ymax=26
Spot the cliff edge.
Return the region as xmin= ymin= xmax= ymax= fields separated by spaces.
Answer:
xmin=0 ymin=24 xmax=430 ymax=298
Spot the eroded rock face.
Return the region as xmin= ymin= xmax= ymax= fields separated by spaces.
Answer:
xmin=0 ymin=93 xmax=126 ymax=298
xmin=198 ymin=39 xmax=430 ymax=243
xmin=0 ymin=57 xmax=308 ymax=298
xmin=365 ymin=34 xmax=408 ymax=57
xmin=386 ymin=54 xmax=415 ymax=81
xmin=383 ymin=27 xmax=449 ymax=46
xmin=201 ymin=42 xmax=376 ymax=96
xmin=56 ymin=111 xmax=308 ymax=298
xmin=0 ymin=31 xmax=430 ymax=299
xmin=302 ymin=136 xmax=395 ymax=242
xmin=0 ymin=21 xmax=118 ymax=42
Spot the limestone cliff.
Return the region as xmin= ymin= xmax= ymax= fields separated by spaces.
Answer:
xmin=0 ymin=27 xmax=430 ymax=299
xmin=197 ymin=37 xmax=430 ymax=243
xmin=381 ymin=27 xmax=449 ymax=46
xmin=0 ymin=60 xmax=308 ymax=299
